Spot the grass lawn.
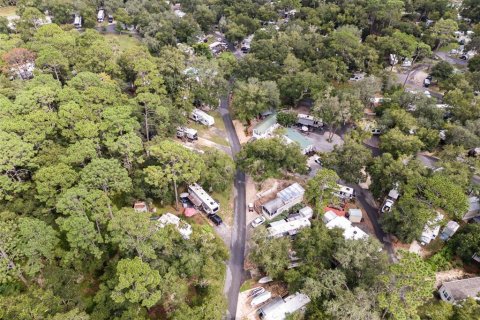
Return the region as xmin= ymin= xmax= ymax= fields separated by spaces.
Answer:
xmin=0 ymin=6 xmax=16 ymax=17
xmin=240 ymin=279 xmax=256 ymax=292
xmin=213 ymin=188 xmax=234 ymax=225
xmin=103 ymin=33 xmax=141 ymax=52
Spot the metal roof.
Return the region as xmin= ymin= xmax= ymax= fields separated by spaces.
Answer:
xmin=277 ymin=183 xmax=305 ymax=203
xmin=284 ymin=128 xmax=312 ymax=150
xmin=253 ymin=114 xmax=277 ymax=135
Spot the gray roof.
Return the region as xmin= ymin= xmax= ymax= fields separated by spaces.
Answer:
xmin=263 ymin=197 xmax=284 ymax=215
xmin=441 ymin=277 xmax=480 ymax=301
xmin=278 ymin=183 xmax=305 ymax=203
xmin=463 ymin=196 xmax=480 ymax=220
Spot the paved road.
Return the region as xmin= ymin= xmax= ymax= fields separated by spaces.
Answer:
xmin=351 ymin=185 xmax=397 ymax=262
xmin=395 ymin=63 xmax=443 ymax=101
xmin=435 ymin=51 xmax=468 ymax=67
xmin=219 ymin=96 xmax=246 ymax=319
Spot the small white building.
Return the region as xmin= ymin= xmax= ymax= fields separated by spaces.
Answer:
xmin=258 ymin=292 xmax=310 ymax=320
xmin=419 ymin=213 xmax=444 ymax=245
xmin=156 ymin=213 xmax=192 ymax=239
xmin=252 ymin=114 xmax=279 ymax=139
xmin=348 ymin=208 xmax=362 ymax=223
xmin=325 ymin=216 xmax=368 ymax=240
xmin=298 ymin=206 xmax=313 ymax=219
xmin=133 ymin=201 xmax=148 ymax=213
xmin=262 ymin=183 xmax=305 ymax=219
xmin=267 ymin=218 xmax=311 ymax=238
xmin=439 ymin=277 xmax=480 ymax=303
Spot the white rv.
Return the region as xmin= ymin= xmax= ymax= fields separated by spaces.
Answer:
xmin=176 ymin=127 xmax=198 ymax=140
xmin=190 ymin=108 xmax=215 ymax=126
xmin=73 ymin=15 xmax=82 ymax=29
xmin=333 ymin=184 xmax=355 ymax=200
xmin=297 ymin=113 xmax=323 ymax=128
xmin=97 ymin=9 xmax=105 ymax=22
xmin=188 ymin=183 xmax=219 ymax=214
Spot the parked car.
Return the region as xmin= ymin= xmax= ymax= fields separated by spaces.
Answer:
xmin=313 ymin=155 xmax=322 ymax=165
xmin=424 ymin=78 xmax=431 ymax=87
xmin=251 ymin=216 xmax=266 ymax=228
xmin=208 ymin=214 xmax=223 ymax=226
xmin=108 ymin=15 xmax=113 ymax=23
xmin=371 ymin=128 xmax=382 ymax=135
xmin=381 ymin=199 xmax=394 ymax=213
xmin=426 ymin=75 xmax=433 ymax=81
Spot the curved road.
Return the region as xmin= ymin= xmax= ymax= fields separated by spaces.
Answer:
xmin=220 ymin=96 xmax=246 ymax=319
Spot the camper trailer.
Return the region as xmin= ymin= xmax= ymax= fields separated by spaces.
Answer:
xmin=297 ymin=114 xmax=323 ymax=128
xmin=176 ymin=127 xmax=198 ymax=140
xmin=190 ymin=108 xmax=215 ymax=126
xmin=333 ymin=184 xmax=356 ymax=201
xmin=73 ymin=15 xmax=82 ymax=28
xmin=188 ymin=183 xmax=219 ymax=214
xmin=97 ymin=9 xmax=105 ymax=22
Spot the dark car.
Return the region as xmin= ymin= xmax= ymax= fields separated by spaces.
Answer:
xmin=208 ymin=214 xmax=223 ymax=226
xmin=108 ymin=15 xmax=113 ymax=23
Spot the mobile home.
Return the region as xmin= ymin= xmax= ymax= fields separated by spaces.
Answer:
xmin=297 ymin=113 xmax=323 ymax=128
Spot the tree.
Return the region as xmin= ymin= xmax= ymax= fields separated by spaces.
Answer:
xmin=15 ymin=7 xmax=45 ymax=40
xmin=80 ymin=158 xmax=132 ymax=218
xmin=236 ymin=138 xmax=307 ymax=182
xmin=111 ymin=257 xmax=162 ymax=308
xmin=313 ymin=89 xmax=362 ymax=142
xmin=323 ymin=139 xmax=372 ymax=184
xmin=249 ymin=227 xmax=290 ymax=278
xmin=107 ymin=208 xmax=160 ymax=260
xmin=467 ymin=54 xmax=480 ymax=72
xmin=431 ymin=19 xmax=458 ymax=49
xmin=431 ymin=61 xmax=454 ymax=81
xmin=380 ymin=193 xmax=434 ymax=243
xmin=200 ymin=149 xmax=235 ymax=193
xmin=305 ymin=169 xmax=339 ymax=215
xmin=380 ymin=128 xmax=424 ymax=158
xmin=232 ymin=78 xmax=280 ymax=124
xmin=423 ymin=175 xmax=468 ymax=219
xmin=34 ymin=163 xmax=78 ymax=207
xmin=0 ymin=217 xmax=59 ymax=285
xmin=277 ymin=111 xmax=298 ymax=127
xmin=448 ymin=224 xmax=480 ymax=263
xmin=56 ymin=215 xmax=103 ymax=264
xmin=144 ymin=140 xmax=205 ymax=209
xmin=35 ymin=48 xmax=69 ymax=83
xmin=325 ymin=288 xmax=381 ymax=320
xmin=378 ymin=251 xmax=435 ymax=319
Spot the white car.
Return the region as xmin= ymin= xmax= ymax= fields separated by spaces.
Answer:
xmin=251 ymin=216 xmax=266 ymax=228
xmin=381 ymin=199 xmax=394 ymax=213
xmin=313 ymin=155 xmax=322 ymax=165
xmin=371 ymin=128 xmax=382 ymax=135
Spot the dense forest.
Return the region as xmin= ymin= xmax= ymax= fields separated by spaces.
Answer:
xmin=0 ymin=0 xmax=480 ymax=319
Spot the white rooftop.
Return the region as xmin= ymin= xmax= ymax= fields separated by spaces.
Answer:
xmin=157 ymin=213 xmax=192 ymax=239
xmin=258 ymin=292 xmax=310 ymax=320
xmin=420 ymin=213 xmax=444 ymax=245
xmin=325 ymin=216 xmax=369 ymax=240
xmin=268 ymin=218 xmax=311 ymax=238
xmin=277 ymin=183 xmax=305 ymax=203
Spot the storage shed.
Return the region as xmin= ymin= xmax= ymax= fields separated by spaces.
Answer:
xmin=348 ymin=208 xmax=362 ymax=223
